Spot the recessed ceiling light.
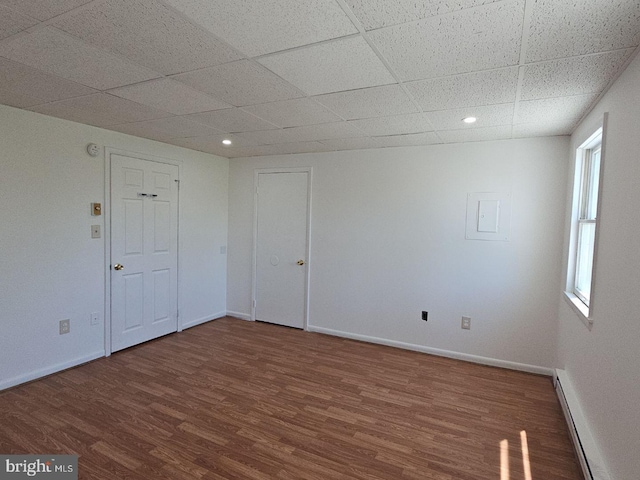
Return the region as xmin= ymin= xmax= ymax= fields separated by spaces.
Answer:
xmin=222 ymin=139 xmax=232 ymax=145
xmin=463 ymin=116 xmax=477 ymax=124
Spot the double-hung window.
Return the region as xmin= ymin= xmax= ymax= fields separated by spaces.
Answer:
xmin=566 ymin=126 xmax=603 ymax=324
xmin=574 ymin=141 xmax=600 ymax=305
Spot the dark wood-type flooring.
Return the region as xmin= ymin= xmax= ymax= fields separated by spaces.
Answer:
xmin=0 ymin=317 xmax=582 ymax=479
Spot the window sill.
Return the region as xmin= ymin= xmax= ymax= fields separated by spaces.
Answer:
xmin=563 ymin=291 xmax=593 ymax=330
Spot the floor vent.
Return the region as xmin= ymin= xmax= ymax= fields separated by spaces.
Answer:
xmin=555 ymin=370 xmax=610 ymax=480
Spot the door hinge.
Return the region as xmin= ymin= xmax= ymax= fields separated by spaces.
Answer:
xmin=253 ymin=299 xmax=256 ymax=308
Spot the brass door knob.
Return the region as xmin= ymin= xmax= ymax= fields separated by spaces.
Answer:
xmin=297 ymin=260 xmax=305 ymax=266
xmin=114 ymin=263 xmax=124 ymax=271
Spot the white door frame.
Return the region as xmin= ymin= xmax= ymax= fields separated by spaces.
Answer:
xmin=104 ymin=147 xmax=183 ymax=356
xmin=251 ymin=167 xmax=312 ymax=330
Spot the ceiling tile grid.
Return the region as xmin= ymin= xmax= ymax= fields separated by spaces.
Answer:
xmin=0 ymin=0 xmax=94 ymax=22
xmin=525 ymin=0 xmax=640 ymax=63
xmin=426 ymin=103 xmax=514 ymax=131
xmin=53 ymin=0 xmax=242 ymax=75
xmin=107 ymin=78 xmax=232 ymax=116
xmin=258 ymin=35 xmax=396 ymax=95
xmin=236 ymin=122 xmax=365 ymax=145
xmin=185 ymin=108 xmax=280 ymax=133
xmin=0 ymin=27 xmax=162 ymax=90
xmin=28 ymin=93 xmax=171 ymax=127
xmin=0 ymin=57 xmax=97 ymax=108
xmin=171 ymin=60 xmax=304 ymax=106
xmin=163 ymin=0 xmax=358 ymax=57
xmin=515 ymin=94 xmax=600 ymax=128
xmin=347 ymin=112 xmax=434 ymax=136
xmin=367 ymin=0 xmax=525 ymax=81
xmin=0 ymin=5 xmax=38 ymax=40
xmin=345 ymin=0 xmax=504 ymax=30
xmin=242 ymin=98 xmax=342 ymax=128
xmin=405 ymin=67 xmax=519 ymax=112
xmin=314 ymin=84 xmax=419 ymax=120
xmin=438 ymin=125 xmax=513 ymax=144
xmin=520 ymin=50 xmax=636 ymax=100
xmin=0 ymin=0 xmax=638 ymax=156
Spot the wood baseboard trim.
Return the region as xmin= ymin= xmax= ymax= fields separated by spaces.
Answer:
xmin=226 ymin=311 xmax=252 ymax=321
xmin=308 ymin=325 xmax=553 ymax=376
xmin=0 ymin=350 xmax=105 ymax=391
xmin=182 ymin=311 xmax=227 ymax=330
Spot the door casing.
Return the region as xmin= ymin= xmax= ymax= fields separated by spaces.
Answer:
xmin=104 ymin=147 xmax=183 ymax=356
xmin=251 ymin=167 xmax=312 ymax=330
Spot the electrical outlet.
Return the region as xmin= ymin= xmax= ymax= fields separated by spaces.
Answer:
xmin=90 ymin=312 xmax=100 ymax=325
xmin=59 ymin=319 xmax=70 ymax=335
xmin=422 ymin=311 xmax=428 ymax=321
xmin=461 ymin=316 xmax=471 ymax=330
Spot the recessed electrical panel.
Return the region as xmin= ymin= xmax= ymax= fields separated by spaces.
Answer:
xmin=465 ymin=192 xmax=511 ymax=241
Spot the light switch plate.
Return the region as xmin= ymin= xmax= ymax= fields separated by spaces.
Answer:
xmin=91 ymin=203 xmax=102 ymax=216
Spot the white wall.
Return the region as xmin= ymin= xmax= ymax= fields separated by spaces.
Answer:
xmin=228 ymin=136 xmax=569 ymax=371
xmin=556 ymin=51 xmax=640 ymax=479
xmin=0 ymin=104 xmax=228 ymax=389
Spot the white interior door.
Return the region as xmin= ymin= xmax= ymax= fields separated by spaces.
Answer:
xmin=110 ymin=154 xmax=179 ymax=352
xmin=255 ymin=171 xmax=309 ymax=329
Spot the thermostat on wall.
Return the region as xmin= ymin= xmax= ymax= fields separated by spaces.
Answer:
xmin=86 ymin=143 xmax=100 ymax=157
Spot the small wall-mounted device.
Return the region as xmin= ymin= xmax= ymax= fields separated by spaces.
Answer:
xmin=86 ymin=143 xmax=100 ymax=157
xmin=91 ymin=202 xmax=101 ymax=216
xmin=465 ymin=192 xmax=512 ymax=241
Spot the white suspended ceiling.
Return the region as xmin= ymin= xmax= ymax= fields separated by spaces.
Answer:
xmin=0 ymin=0 xmax=639 ymax=158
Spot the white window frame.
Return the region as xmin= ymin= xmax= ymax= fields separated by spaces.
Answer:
xmin=564 ymin=121 xmax=605 ymax=329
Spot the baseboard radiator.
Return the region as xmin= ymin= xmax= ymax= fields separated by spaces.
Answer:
xmin=554 ymin=370 xmax=610 ymax=480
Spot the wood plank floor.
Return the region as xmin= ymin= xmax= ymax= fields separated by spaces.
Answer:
xmin=0 ymin=317 xmax=582 ymax=480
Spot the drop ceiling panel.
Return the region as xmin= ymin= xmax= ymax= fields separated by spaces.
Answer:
xmin=170 ymin=134 xmax=257 ymax=151
xmin=526 ymin=0 xmax=640 ymax=63
xmin=512 ymin=122 xmax=571 ymax=138
xmin=314 ymin=84 xmax=418 ymax=120
xmin=259 ymin=36 xmax=396 ymax=95
xmin=242 ymin=98 xmax=341 ymax=128
xmin=29 ymin=93 xmax=170 ymax=127
xmin=107 ymin=78 xmax=231 ymax=116
xmin=438 ymin=125 xmax=512 ymax=143
xmin=107 ymin=123 xmax=181 ymax=143
xmin=168 ymin=138 xmax=241 ymax=157
xmin=0 ymin=5 xmax=38 ymax=40
xmin=369 ymin=0 xmax=524 ymax=81
xmin=348 ymin=112 xmax=433 ymax=136
xmin=110 ymin=116 xmax=221 ymax=139
xmin=345 ymin=0 xmax=503 ymax=30
xmin=320 ymin=131 xmax=440 ymax=150
xmin=163 ymin=0 xmax=357 ymax=57
xmin=53 ymin=0 xmax=242 ymax=75
xmin=319 ymin=136 xmax=381 ymax=150
xmin=172 ymin=60 xmax=303 ymax=107
xmin=373 ymin=131 xmax=440 ymax=147
xmin=521 ymin=50 xmax=635 ymax=101
xmin=0 ymin=0 xmax=93 ymax=21
xmin=237 ymin=122 xmax=364 ymax=145
xmin=426 ymin=103 xmax=514 ymax=130
xmin=227 ymin=141 xmax=328 ymax=158
xmin=185 ymin=108 xmax=279 ymax=133
xmin=0 ymin=57 xmax=97 ymax=108
xmin=406 ymin=67 xmax=519 ymax=111
xmin=0 ymin=27 xmax=161 ymax=90
xmin=516 ymin=94 xmax=599 ymax=127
